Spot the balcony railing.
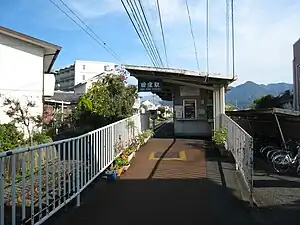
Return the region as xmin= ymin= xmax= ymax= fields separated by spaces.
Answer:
xmin=0 ymin=114 xmax=141 ymax=225
xmin=221 ymin=113 xmax=254 ymax=203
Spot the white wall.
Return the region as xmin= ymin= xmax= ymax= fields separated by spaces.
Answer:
xmin=0 ymin=33 xmax=44 ymax=132
xmin=74 ymin=60 xmax=117 ymax=86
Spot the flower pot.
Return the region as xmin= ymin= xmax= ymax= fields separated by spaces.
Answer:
xmin=144 ymin=136 xmax=150 ymax=144
xmin=117 ymin=168 xmax=123 ymax=177
xmin=127 ymin=152 xmax=135 ymax=162
xmin=106 ymin=170 xmax=117 ymax=182
xmin=123 ymin=164 xmax=131 ymax=172
xmin=216 ymin=143 xmax=229 ymax=157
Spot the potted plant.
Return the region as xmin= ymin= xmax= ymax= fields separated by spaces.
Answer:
xmin=212 ymin=127 xmax=228 ymax=156
xmin=124 ymin=145 xmax=136 ymax=162
xmin=143 ymin=129 xmax=154 ymax=144
xmin=114 ymin=154 xmax=130 ymax=176
xmin=138 ymin=133 xmax=146 ymax=146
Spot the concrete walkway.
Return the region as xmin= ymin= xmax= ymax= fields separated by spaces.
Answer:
xmin=45 ymin=136 xmax=260 ymax=225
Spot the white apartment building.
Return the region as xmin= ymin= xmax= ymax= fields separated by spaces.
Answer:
xmin=0 ymin=26 xmax=60 ymax=128
xmin=55 ymin=60 xmax=119 ymax=91
xmin=293 ymin=39 xmax=300 ymax=110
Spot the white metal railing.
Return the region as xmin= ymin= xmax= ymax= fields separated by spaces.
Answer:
xmin=221 ymin=113 xmax=254 ymax=199
xmin=0 ymin=114 xmax=141 ymax=225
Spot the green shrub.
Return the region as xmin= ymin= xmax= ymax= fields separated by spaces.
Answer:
xmin=31 ymin=131 xmax=52 ymax=145
xmin=0 ymin=123 xmax=24 ymax=152
xmin=212 ymin=127 xmax=227 ymax=146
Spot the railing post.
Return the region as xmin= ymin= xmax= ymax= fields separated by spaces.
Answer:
xmin=76 ymin=139 xmax=80 ymax=207
xmin=0 ymin=158 xmax=3 ymax=225
xmin=112 ymin=125 xmax=115 ymax=158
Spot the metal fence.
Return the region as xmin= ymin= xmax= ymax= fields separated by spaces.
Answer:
xmin=221 ymin=113 xmax=254 ymax=203
xmin=0 ymin=114 xmax=141 ymax=225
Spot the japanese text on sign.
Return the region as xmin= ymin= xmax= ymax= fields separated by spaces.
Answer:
xmin=138 ymin=80 xmax=162 ymax=92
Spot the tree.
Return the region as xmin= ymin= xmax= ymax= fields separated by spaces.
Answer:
xmin=3 ymin=97 xmax=42 ymax=144
xmin=157 ymin=106 xmax=166 ymax=115
xmin=250 ymin=89 xmax=293 ymax=109
xmin=0 ymin=123 xmax=24 ymax=152
xmin=75 ymin=74 xmax=138 ymax=127
xmin=225 ymin=104 xmax=235 ymax=111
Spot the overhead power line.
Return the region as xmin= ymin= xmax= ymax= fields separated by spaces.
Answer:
xmin=156 ymin=0 xmax=169 ymax=67
xmin=121 ymin=0 xmax=164 ymax=67
xmin=205 ymin=0 xmax=210 ymax=82
xmin=48 ymin=0 xmax=124 ymax=63
xmin=231 ymin=0 xmax=236 ymax=80
xmin=185 ymin=0 xmax=200 ymax=72
xmin=129 ymin=0 xmax=163 ymax=66
xmin=226 ymin=0 xmax=230 ymax=78
xmin=121 ymin=0 xmax=157 ymax=66
xmin=138 ymin=0 xmax=165 ymax=66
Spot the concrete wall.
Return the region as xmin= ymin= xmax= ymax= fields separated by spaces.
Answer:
xmin=0 ymin=33 xmax=44 ymax=133
xmin=173 ymin=85 xmax=213 ymax=137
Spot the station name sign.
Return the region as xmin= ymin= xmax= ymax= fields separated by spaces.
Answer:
xmin=138 ymin=79 xmax=162 ymax=92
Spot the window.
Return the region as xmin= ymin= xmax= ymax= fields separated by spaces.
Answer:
xmin=82 ymin=65 xmax=86 ymax=70
xmin=82 ymin=75 xmax=86 ymax=80
xmin=183 ymin=99 xmax=197 ymax=119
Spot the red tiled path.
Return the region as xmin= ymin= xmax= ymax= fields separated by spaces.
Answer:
xmin=45 ymin=138 xmax=259 ymax=225
xmin=122 ymin=139 xmax=206 ymax=179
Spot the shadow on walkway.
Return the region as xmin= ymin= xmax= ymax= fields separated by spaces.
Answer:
xmin=44 ymin=139 xmax=261 ymax=225
xmin=45 ymin=178 xmax=258 ymax=225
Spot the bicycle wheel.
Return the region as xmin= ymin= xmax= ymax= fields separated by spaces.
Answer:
xmin=297 ymin=165 xmax=300 ymax=177
xmin=266 ymin=149 xmax=280 ymax=162
xmin=272 ymin=155 xmax=290 ymax=174
xmin=269 ymin=150 xmax=288 ymax=163
xmin=260 ymin=146 xmax=275 ymax=156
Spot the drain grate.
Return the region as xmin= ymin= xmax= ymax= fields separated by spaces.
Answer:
xmin=149 ymin=151 xmax=187 ymax=161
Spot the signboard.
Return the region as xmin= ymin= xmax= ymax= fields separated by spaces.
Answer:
xmin=138 ymin=79 xmax=162 ymax=92
xmin=180 ymin=86 xmax=200 ymax=96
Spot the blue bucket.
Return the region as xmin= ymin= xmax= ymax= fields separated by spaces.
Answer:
xmin=106 ymin=170 xmax=117 ymax=182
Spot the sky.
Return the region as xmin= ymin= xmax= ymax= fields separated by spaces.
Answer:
xmin=1 ymin=0 xmax=300 ymax=87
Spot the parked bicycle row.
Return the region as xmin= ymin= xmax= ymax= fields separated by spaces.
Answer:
xmin=254 ymin=136 xmax=300 ymax=176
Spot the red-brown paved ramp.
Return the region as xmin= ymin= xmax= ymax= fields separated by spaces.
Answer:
xmin=46 ymin=138 xmax=259 ymax=225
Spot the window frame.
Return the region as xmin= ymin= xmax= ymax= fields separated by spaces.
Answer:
xmin=183 ymin=99 xmax=197 ymax=119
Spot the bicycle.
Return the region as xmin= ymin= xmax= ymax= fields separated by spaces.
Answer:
xmin=267 ymin=141 xmax=299 ymax=163
xmin=272 ymin=147 xmax=300 ymax=175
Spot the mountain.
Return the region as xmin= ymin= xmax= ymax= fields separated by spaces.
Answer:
xmin=226 ymin=81 xmax=293 ymax=109
xmin=140 ymin=94 xmax=173 ymax=107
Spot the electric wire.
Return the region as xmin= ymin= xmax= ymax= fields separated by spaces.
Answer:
xmin=138 ymin=0 xmax=165 ymax=67
xmin=231 ymin=0 xmax=236 ymax=80
xmin=226 ymin=0 xmax=230 ymax=79
xmin=121 ymin=0 xmax=159 ymax=67
xmin=156 ymin=0 xmax=169 ymax=67
xmin=48 ymin=0 xmax=124 ymax=63
xmin=185 ymin=0 xmax=200 ymax=72
xmin=130 ymin=0 xmax=163 ymax=66
xmin=205 ymin=0 xmax=209 ymax=82
xmin=127 ymin=0 xmax=160 ymax=66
